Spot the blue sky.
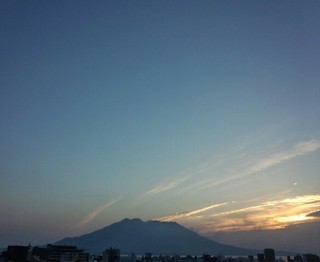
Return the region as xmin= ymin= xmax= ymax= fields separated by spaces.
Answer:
xmin=1 ymin=1 xmax=320 ymax=247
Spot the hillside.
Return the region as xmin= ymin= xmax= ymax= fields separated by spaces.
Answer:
xmin=55 ymin=218 xmax=258 ymax=255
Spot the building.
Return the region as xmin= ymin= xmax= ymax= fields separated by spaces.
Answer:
xmin=102 ymin=248 xmax=120 ymax=262
xmin=264 ymin=249 xmax=275 ymax=262
xmin=6 ymin=245 xmax=31 ymax=262
xmin=46 ymin=244 xmax=88 ymax=262
xmin=32 ymin=246 xmax=49 ymax=261
xmin=257 ymin=254 xmax=265 ymax=262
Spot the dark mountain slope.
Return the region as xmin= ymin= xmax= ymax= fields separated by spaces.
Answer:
xmin=55 ymin=218 xmax=258 ymax=255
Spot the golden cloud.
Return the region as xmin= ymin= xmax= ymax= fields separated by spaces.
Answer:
xmin=155 ymin=194 xmax=320 ymax=234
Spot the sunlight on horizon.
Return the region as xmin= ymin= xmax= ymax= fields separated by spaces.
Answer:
xmin=156 ymin=194 xmax=320 ymax=233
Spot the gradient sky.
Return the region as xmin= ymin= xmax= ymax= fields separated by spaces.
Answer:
xmin=1 ymin=1 xmax=320 ymax=247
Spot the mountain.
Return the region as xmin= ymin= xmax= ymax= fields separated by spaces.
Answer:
xmin=55 ymin=218 xmax=259 ymax=255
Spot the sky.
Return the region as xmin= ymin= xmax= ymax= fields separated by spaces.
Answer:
xmin=1 ymin=1 xmax=320 ymax=249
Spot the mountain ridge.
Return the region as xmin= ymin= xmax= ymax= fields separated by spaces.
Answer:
xmin=55 ymin=218 xmax=268 ymax=255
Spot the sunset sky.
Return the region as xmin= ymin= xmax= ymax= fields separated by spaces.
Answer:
xmin=1 ymin=1 xmax=320 ymax=247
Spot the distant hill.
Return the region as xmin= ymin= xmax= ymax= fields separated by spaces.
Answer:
xmin=205 ymin=221 xmax=320 ymax=256
xmin=55 ymin=218 xmax=259 ymax=255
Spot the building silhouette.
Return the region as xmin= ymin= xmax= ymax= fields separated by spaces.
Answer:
xmin=46 ymin=244 xmax=88 ymax=262
xmin=257 ymin=253 xmax=265 ymax=262
xmin=32 ymin=246 xmax=49 ymax=261
xmin=264 ymin=249 xmax=275 ymax=262
xmin=6 ymin=245 xmax=30 ymax=262
xmin=102 ymin=248 xmax=120 ymax=262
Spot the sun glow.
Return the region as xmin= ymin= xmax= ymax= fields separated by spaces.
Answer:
xmin=276 ymin=215 xmax=314 ymax=223
xmin=156 ymin=194 xmax=320 ymax=234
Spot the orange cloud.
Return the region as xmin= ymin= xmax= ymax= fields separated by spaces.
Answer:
xmin=154 ymin=194 xmax=320 ymax=234
xmin=197 ymin=194 xmax=320 ymax=233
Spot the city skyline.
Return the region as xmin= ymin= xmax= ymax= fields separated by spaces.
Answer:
xmin=1 ymin=1 xmax=319 ymax=249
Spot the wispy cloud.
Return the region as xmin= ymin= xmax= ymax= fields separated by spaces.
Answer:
xmin=138 ymin=145 xmax=251 ymax=200
xmin=155 ymin=202 xmax=229 ymax=222
xmin=138 ymin=151 xmax=240 ymax=200
xmin=140 ymin=176 xmax=189 ymax=198
xmin=75 ymin=197 xmax=122 ymax=228
xmin=248 ymin=139 xmax=320 ymax=173
xmin=200 ymin=139 xmax=320 ymax=190
xmin=137 ymin=139 xmax=320 ymax=208
xmin=196 ymin=194 xmax=320 ymax=233
xmin=151 ymin=194 xmax=320 ymax=234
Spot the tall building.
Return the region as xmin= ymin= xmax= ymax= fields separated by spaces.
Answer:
xmin=264 ymin=249 xmax=275 ymax=262
xmin=102 ymin=248 xmax=120 ymax=262
xmin=6 ymin=245 xmax=30 ymax=262
xmin=144 ymin=253 xmax=153 ymax=262
xmin=257 ymin=253 xmax=265 ymax=262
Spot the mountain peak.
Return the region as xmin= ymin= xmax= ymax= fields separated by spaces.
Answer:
xmin=55 ymin=218 xmax=256 ymax=255
xmin=120 ymin=218 xmax=143 ymax=223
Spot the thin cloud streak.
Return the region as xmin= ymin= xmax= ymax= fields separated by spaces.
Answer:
xmin=137 ymin=139 xmax=320 ymax=204
xmin=249 ymin=139 xmax=320 ymax=172
xmin=139 ymin=149 xmax=248 ymax=200
xmin=138 ymin=151 xmax=237 ymax=200
xmin=138 ymin=176 xmax=191 ymax=201
xmin=75 ymin=197 xmax=122 ymax=228
xmin=155 ymin=202 xmax=229 ymax=222
xmin=201 ymin=139 xmax=320 ymax=190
